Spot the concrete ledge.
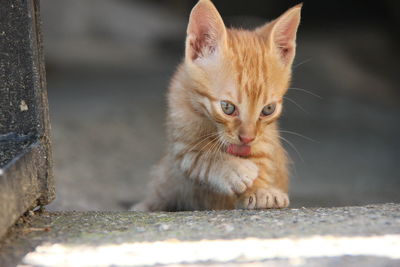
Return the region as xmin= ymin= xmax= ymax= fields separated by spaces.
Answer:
xmin=0 ymin=141 xmax=53 ymax=239
xmin=0 ymin=204 xmax=399 ymax=266
xmin=0 ymin=0 xmax=54 ymax=240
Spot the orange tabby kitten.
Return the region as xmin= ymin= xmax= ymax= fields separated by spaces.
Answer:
xmin=134 ymin=0 xmax=301 ymax=211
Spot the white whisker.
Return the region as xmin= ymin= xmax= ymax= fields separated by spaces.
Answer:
xmin=288 ymin=87 xmax=322 ymax=99
xmin=280 ymin=130 xmax=319 ymax=143
xmin=188 ymin=132 xmax=219 ymax=152
xmin=279 ymin=136 xmax=304 ymax=162
xmin=293 ymin=58 xmax=312 ymax=69
xmin=283 ymin=96 xmax=308 ymax=114
xmin=198 ymin=135 xmax=220 ymax=155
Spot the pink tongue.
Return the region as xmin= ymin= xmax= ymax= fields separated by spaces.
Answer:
xmin=227 ymin=144 xmax=251 ymax=157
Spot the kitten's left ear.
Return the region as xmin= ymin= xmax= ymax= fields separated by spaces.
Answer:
xmin=185 ymin=0 xmax=227 ymax=63
xmin=257 ymin=4 xmax=302 ymax=66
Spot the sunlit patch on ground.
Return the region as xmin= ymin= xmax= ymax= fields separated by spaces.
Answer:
xmin=22 ymin=235 xmax=400 ymax=266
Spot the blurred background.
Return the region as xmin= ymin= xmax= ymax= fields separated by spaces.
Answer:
xmin=41 ymin=0 xmax=400 ymax=211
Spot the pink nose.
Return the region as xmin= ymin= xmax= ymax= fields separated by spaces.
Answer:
xmin=239 ymin=136 xmax=255 ymax=144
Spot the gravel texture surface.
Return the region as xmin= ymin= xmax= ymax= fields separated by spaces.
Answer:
xmin=1 ymin=204 xmax=399 ymax=266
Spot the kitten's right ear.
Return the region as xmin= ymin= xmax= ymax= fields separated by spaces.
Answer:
xmin=185 ymin=0 xmax=227 ymax=62
xmin=256 ymin=4 xmax=302 ymax=66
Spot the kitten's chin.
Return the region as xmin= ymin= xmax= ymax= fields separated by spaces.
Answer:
xmin=226 ymin=144 xmax=251 ymax=157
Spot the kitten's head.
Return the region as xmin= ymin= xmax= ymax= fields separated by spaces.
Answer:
xmin=184 ymin=0 xmax=301 ymax=156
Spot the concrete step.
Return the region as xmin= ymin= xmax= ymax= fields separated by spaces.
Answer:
xmin=1 ymin=203 xmax=400 ymax=266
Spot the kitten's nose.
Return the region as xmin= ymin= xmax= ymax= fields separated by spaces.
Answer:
xmin=239 ymin=135 xmax=255 ymax=144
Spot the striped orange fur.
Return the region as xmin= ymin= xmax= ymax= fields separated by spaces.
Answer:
xmin=133 ymin=0 xmax=302 ymax=211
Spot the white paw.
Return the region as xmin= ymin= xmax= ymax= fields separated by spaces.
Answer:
xmin=217 ymin=159 xmax=259 ymax=195
xmin=237 ymin=188 xmax=289 ymax=209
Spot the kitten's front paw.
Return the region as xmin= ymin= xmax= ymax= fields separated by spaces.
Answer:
xmin=218 ymin=159 xmax=259 ymax=195
xmin=131 ymin=202 xmax=150 ymax=212
xmin=236 ymin=188 xmax=289 ymax=209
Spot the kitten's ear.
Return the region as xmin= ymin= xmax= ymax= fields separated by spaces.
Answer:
xmin=257 ymin=4 xmax=302 ymax=66
xmin=185 ymin=0 xmax=227 ymax=62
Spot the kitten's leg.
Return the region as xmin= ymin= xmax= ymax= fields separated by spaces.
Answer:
xmin=236 ymin=140 xmax=290 ymax=209
xmin=135 ymin=144 xmax=260 ymax=211
xmin=175 ymin=144 xmax=259 ymax=195
xmin=132 ymin=186 xmax=179 ymax=212
xmin=131 ymin=157 xmax=179 ymax=211
xmin=236 ymin=186 xmax=289 ymax=209
xmin=131 ymin=202 xmax=150 ymax=212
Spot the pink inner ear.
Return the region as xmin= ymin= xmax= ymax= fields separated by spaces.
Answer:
xmin=190 ymin=32 xmax=216 ymax=61
xmin=272 ymin=9 xmax=301 ymax=64
xmin=276 ymin=18 xmax=297 ymax=46
xmin=276 ymin=30 xmax=294 ymax=62
xmin=187 ymin=1 xmax=225 ymax=61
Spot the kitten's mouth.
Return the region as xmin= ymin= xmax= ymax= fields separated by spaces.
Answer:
xmin=226 ymin=144 xmax=251 ymax=157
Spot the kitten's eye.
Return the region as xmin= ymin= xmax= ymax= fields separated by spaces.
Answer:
xmin=261 ymin=103 xmax=276 ymax=116
xmin=220 ymin=101 xmax=236 ymax=115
